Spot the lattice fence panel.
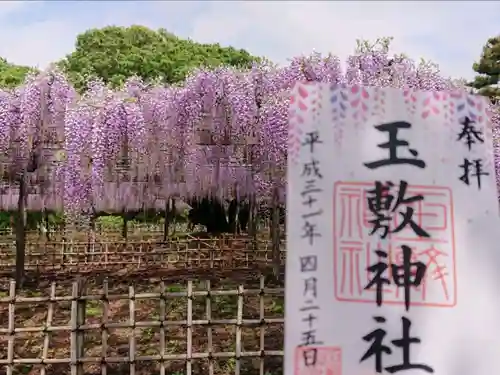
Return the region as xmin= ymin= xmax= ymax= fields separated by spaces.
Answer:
xmin=0 ymin=237 xmax=286 ymax=272
xmin=0 ymin=275 xmax=285 ymax=375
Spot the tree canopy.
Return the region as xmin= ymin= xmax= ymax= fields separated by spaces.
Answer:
xmin=0 ymin=57 xmax=37 ymax=89
xmin=469 ymin=36 xmax=500 ymax=101
xmin=58 ymin=25 xmax=261 ymax=91
xmin=0 ymin=26 xmax=495 ymax=98
xmin=0 ymin=25 xmax=261 ymax=92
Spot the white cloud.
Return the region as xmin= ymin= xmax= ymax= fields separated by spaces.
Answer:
xmin=0 ymin=1 xmax=497 ymax=80
xmin=0 ymin=1 xmax=30 ymax=16
xmin=0 ymin=19 xmax=75 ymax=69
xmin=187 ymin=1 xmax=500 ymax=80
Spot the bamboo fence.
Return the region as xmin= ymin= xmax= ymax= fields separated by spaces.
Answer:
xmin=0 ymin=276 xmax=285 ymax=375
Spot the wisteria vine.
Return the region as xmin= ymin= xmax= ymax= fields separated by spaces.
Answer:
xmin=0 ymin=50 xmax=498 ymax=216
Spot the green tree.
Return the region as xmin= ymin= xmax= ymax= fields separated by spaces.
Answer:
xmin=0 ymin=57 xmax=37 ymax=89
xmin=470 ymin=36 xmax=500 ymax=101
xmin=59 ymin=25 xmax=261 ymax=91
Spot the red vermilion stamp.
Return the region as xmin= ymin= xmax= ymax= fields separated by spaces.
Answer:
xmin=333 ymin=181 xmax=457 ymax=308
xmin=294 ymin=346 xmax=342 ymax=375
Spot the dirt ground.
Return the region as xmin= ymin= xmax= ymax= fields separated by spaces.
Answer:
xmin=0 ymin=246 xmax=286 ymax=375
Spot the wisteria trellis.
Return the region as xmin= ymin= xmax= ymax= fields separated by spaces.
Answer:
xmin=0 ymin=49 xmax=497 ymax=216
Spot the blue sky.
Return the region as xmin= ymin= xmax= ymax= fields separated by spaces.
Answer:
xmin=0 ymin=1 xmax=498 ymax=80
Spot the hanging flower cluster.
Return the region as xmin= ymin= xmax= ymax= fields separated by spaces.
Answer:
xmin=0 ymin=51 xmax=498 ymax=215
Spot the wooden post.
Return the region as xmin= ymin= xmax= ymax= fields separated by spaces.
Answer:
xmin=39 ymin=80 xmax=50 ymax=242
xmin=43 ymin=208 xmax=51 ymax=242
xmin=171 ymin=197 xmax=177 ymax=235
xmin=265 ymin=164 xmax=282 ymax=277
xmin=271 ymin=184 xmax=281 ymax=278
xmin=250 ymin=73 xmax=263 ymax=250
xmin=122 ymin=213 xmax=129 ymax=241
xmin=245 ymin=133 xmax=259 ymax=249
xmin=232 ymin=182 xmax=239 ymax=235
xmin=87 ymin=214 xmax=96 ymax=254
xmin=120 ymin=128 xmax=130 ymax=241
xmin=14 ymin=76 xmax=49 ymax=286
xmin=15 ymin=171 xmax=27 ymax=289
xmin=164 ymin=144 xmax=183 ymax=241
xmin=75 ymin=278 xmax=86 ymax=375
xmin=163 ymin=199 xmax=170 ymax=243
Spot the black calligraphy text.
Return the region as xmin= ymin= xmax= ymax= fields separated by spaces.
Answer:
xmin=459 ymin=158 xmax=489 ymax=190
xmin=360 ymin=316 xmax=434 ymax=374
xmin=364 ymin=121 xmax=426 ymax=170
xmin=457 ymin=116 xmax=484 ymax=151
xmin=365 ymin=246 xmax=427 ymax=311
xmin=366 ymin=180 xmax=430 ymax=239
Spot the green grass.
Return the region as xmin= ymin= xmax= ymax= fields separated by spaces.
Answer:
xmin=85 ymin=300 xmax=102 ymax=317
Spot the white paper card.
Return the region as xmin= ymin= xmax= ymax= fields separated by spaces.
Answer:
xmin=285 ymin=83 xmax=500 ymax=375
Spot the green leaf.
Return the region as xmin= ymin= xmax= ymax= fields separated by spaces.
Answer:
xmin=59 ymin=25 xmax=262 ymax=92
